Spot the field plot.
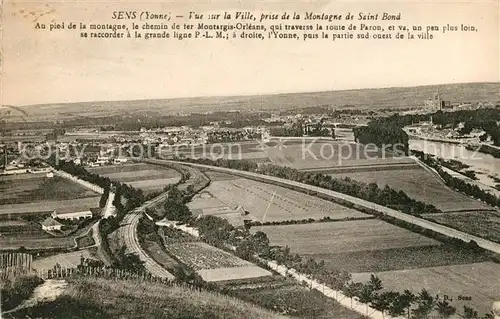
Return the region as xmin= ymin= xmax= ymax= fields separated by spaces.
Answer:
xmin=425 ymin=211 xmax=500 ymax=243
xmin=0 ymin=197 xmax=100 ymax=215
xmin=88 ymin=163 xmax=181 ymax=193
xmin=166 ymin=242 xmax=272 ymax=282
xmin=268 ymin=140 xmax=393 ymax=169
xmin=312 ymin=244 xmax=488 ymax=273
xmin=192 ymin=178 xmax=370 ymax=224
xmin=142 ymin=239 xmax=179 ymax=270
xmin=32 ymin=250 xmax=94 ymax=270
xmin=0 ymin=233 xmax=75 ymax=250
xmin=167 ymin=242 xmax=252 ymax=270
xmin=257 ymin=219 xmax=440 ymax=254
xmin=352 ymin=262 xmax=500 ymax=315
xmin=204 ymin=171 xmax=240 ymax=182
xmin=166 ymin=141 xmax=270 ymax=161
xmin=328 ymin=167 xmax=490 ymax=212
xmin=0 ymin=215 xmax=97 ymax=250
xmin=256 ymin=220 xmax=490 ymax=273
xmin=0 ymin=174 xmax=98 ymax=205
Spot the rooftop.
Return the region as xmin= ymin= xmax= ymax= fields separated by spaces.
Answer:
xmin=41 ymin=217 xmax=63 ymax=228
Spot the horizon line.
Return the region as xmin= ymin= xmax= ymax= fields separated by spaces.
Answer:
xmin=5 ymin=80 xmax=500 ymax=108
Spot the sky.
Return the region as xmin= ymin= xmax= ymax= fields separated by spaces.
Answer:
xmin=1 ymin=0 xmax=499 ymax=106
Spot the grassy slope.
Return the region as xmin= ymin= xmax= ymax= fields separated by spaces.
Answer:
xmin=8 ymin=277 xmax=290 ymax=319
xmin=229 ymin=284 xmax=364 ymax=319
xmin=1 ymin=274 xmax=44 ymax=311
xmin=14 ymin=82 xmax=500 ymax=120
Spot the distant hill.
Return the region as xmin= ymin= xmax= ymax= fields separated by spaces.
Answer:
xmin=8 ymin=82 xmax=500 ymax=122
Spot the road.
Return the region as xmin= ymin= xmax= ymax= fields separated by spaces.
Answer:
xmin=91 ymin=220 xmax=112 ymax=266
xmin=117 ymin=191 xmax=175 ymax=280
xmin=162 ymin=159 xmax=500 ymax=255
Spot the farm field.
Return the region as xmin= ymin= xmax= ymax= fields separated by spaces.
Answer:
xmin=0 ymin=174 xmax=99 ymax=205
xmin=256 ymin=219 xmax=440 ymax=255
xmin=189 ymin=178 xmax=370 ymax=225
xmin=205 ymin=171 xmax=243 ymax=182
xmin=0 ymin=214 xmax=98 ymax=251
xmin=169 ymin=140 xmax=405 ymax=166
xmin=0 ymin=234 xmax=75 ymax=250
xmin=166 ymin=242 xmax=272 ymax=282
xmin=268 ymin=140 xmax=398 ymax=169
xmin=142 ymin=239 xmax=179 ymax=271
xmin=311 ymin=244 xmax=489 ymax=273
xmin=88 ymin=163 xmax=181 ymax=193
xmin=32 ymin=250 xmax=94 ymax=270
xmin=0 ymin=197 xmax=100 ymax=215
xmin=424 ymin=211 xmax=500 ymax=243
xmin=352 ymin=262 xmax=500 ymax=315
xmin=328 ymin=166 xmax=490 ymax=212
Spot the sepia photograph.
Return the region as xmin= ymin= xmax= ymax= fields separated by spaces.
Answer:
xmin=1 ymin=0 xmax=499 ymax=318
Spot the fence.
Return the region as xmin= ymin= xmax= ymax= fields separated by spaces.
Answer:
xmin=0 ymin=253 xmax=33 ymax=271
xmin=263 ymin=259 xmax=400 ymax=319
xmin=33 ymin=266 xmax=210 ymax=294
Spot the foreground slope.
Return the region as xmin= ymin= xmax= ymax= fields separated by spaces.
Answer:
xmin=7 ymin=277 xmax=289 ymax=319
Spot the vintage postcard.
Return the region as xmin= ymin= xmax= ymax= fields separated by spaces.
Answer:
xmin=1 ymin=0 xmax=499 ymax=318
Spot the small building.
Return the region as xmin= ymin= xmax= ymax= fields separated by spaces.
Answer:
xmin=52 ymin=210 xmax=93 ymax=221
xmin=113 ymin=157 xmax=127 ymax=164
xmin=41 ymin=217 xmax=63 ymax=231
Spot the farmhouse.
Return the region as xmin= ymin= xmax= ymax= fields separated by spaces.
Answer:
xmin=51 ymin=209 xmax=93 ymax=220
xmin=41 ymin=217 xmax=63 ymax=231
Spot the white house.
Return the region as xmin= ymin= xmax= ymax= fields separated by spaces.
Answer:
xmin=41 ymin=217 xmax=63 ymax=231
xmin=52 ymin=210 xmax=93 ymax=221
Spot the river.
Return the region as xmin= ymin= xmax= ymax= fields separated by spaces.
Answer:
xmin=409 ymin=139 xmax=500 ymax=188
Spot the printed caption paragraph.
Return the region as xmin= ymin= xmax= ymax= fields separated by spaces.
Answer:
xmin=34 ymin=10 xmax=480 ymax=42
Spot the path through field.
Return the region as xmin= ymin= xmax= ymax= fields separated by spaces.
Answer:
xmin=4 ymin=280 xmax=67 ymax=314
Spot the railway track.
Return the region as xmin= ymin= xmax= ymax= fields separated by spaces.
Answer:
xmin=115 ymin=160 xmax=209 ymax=280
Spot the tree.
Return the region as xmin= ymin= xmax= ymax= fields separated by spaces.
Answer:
xmin=435 ymin=300 xmax=456 ymax=318
xmin=460 ymin=306 xmax=479 ymax=319
xmin=114 ymin=246 xmax=145 ymax=273
xmin=358 ymin=284 xmax=375 ymax=316
xmin=172 ymin=265 xmax=205 ymax=287
xmin=371 ymin=292 xmax=392 ymax=319
xmin=399 ymin=289 xmax=417 ymax=318
xmin=412 ymin=289 xmax=436 ymax=319
xmin=164 ymin=199 xmax=192 ymax=222
xmin=387 ymin=292 xmax=407 ymax=318
xmin=367 ymin=274 xmax=383 ymax=292
xmin=342 ymin=282 xmax=363 ymax=309
xmin=99 ymin=186 xmax=110 ymax=208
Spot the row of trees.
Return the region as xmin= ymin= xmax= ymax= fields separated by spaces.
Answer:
xmin=157 ymin=185 xmax=491 ymax=319
xmin=413 ymin=150 xmax=500 ymax=208
xmin=370 ymin=109 xmax=500 ymax=147
xmin=353 ymin=122 xmax=409 ymax=155
xmin=177 ymin=157 xmax=442 ymax=216
xmin=49 ymin=156 xmax=147 ymax=215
